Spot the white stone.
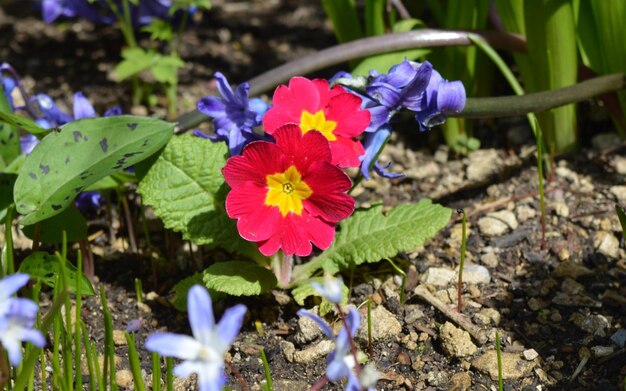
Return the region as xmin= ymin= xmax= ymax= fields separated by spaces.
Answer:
xmin=613 ymin=156 xmax=626 ymax=175
xmin=478 ymin=210 xmax=518 ymax=237
xmin=516 ymin=204 xmax=536 ymax=222
xmin=420 ymin=267 xmax=455 ymax=287
xmin=610 ymin=186 xmax=626 ymax=204
xmin=356 ymin=306 xmax=402 ymax=342
xmin=456 ymin=264 xmax=491 ymax=285
xmin=594 ymin=231 xmax=620 ymax=259
xmin=467 ymin=149 xmax=500 ymax=182
xmin=480 ymin=249 xmax=499 ymax=268
xmin=440 ymin=322 xmax=477 ymax=358
xmin=523 ymin=349 xmax=539 ymax=361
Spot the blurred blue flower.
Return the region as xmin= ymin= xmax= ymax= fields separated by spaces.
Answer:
xmin=311 ymin=275 xmax=344 ymax=305
xmin=297 ymin=307 xmax=375 ymax=391
xmin=196 ymin=72 xmax=270 ymax=155
xmin=20 ymin=134 xmax=39 ymax=155
xmin=146 ymin=285 xmax=247 ymax=391
xmin=75 ymin=191 xmax=105 ymax=213
xmin=0 ymin=273 xmax=46 ymax=366
xmin=359 ymin=124 xmax=404 ymax=180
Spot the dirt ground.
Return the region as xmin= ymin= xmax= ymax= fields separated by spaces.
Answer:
xmin=1 ymin=1 xmax=625 ymax=390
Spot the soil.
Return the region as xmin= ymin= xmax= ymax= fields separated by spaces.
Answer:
xmin=1 ymin=1 xmax=625 ymax=390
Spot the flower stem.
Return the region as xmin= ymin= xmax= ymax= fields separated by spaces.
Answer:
xmin=271 ymin=252 xmax=293 ymax=287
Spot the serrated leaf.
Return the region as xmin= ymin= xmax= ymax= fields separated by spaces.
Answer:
xmin=137 ymin=135 xmax=262 ymax=260
xmin=0 ymin=111 xmax=47 ymax=135
xmin=22 ymin=207 xmax=87 ymax=244
xmin=151 ymin=55 xmax=185 ymax=85
xmin=202 ymin=261 xmax=277 ymax=296
xmin=14 ymin=115 xmax=174 ymax=225
xmin=141 ymin=18 xmax=174 ymax=41
xmin=0 ymin=92 xmax=20 ymax=164
xmin=292 ymin=200 xmax=451 ymax=282
xmin=19 ymin=252 xmax=95 ymax=295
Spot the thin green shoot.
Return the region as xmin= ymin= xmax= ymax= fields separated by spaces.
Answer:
xmin=91 ymin=339 xmax=103 ymax=391
xmin=468 ymin=34 xmax=548 ymax=250
xmin=81 ymin=322 xmax=97 ymax=391
xmin=2 ymin=204 xmax=15 ymax=276
xmin=166 ymin=357 xmax=174 ymax=391
xmin=100 ymin=285 xmax=118 ymax=391
xmin=74 ymin=250 xmax=83 ymax=391
xmin=125 ymin=332 xmax=146 ymax=391
xmin=384 ymin=257 xmax=406 ymax=305
xmin=134 ymin=278 xmax=144 ymax=304
xmin=615 ymin=205 xmax=626 ymax=240
xmin=57 ymin=236 xmax=74 ymax=391
xmin=151 ymin=352 xmax=161 ymax=391
xmin=496 ymin=330 xmax=503 ymax=391
xmin=259 ymin=348 xmax=273 ymax=391
xmin=456 ymin=208 xmax=467 ymax=313
xmin=254 ymin=320 xmax=265 ymax=336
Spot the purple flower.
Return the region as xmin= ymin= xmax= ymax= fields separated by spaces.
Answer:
xmin=297 ymin=307 xmax=374 ymax=390
xmin=42 ymin=0 xmax=112 ymax=24
xmin=145 ymin=285 xmax=247 ymax=391
xmin=359 ymin=124 xmax=405 ymax=180
xmin=20 ymin=134 xmax=39 ymax=155
xmin=310 ymin=275 xmax=345 ymax=305
xmin=197 ymin=72 xmax=270 ymax=155
xmin=0 ymin=274 xmax=46 ymax=366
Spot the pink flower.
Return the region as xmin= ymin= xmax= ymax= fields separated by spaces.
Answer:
xmin=222 ymin=125 xmax=354 ymax=256
xmin=262 ymin=77 xmax=371 ymax=168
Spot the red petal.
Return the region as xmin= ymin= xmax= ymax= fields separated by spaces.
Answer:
xmin=299 ymin=212 xmax=336 ymax=252
xmin=303 ymin=162 xmax=354 ymax=222
xmin=222 ymin=141 xmax=286 ymax=187
xmin=328 ymin=137 xmax=365 ymax=168
xmin=226 ymin=183 xmax=281 ymax=242
xmin=326 ymin=93 xmax=370 ymax=138
xmin=262 ymin=85 xmax=302 ymax=132
xmin=312 ymin=79 xmax=332 ymax=107
xmin=272 ymin=125 xmax=332 ymax=170
xmin=257 ymin=211 xmax=336 ymax=256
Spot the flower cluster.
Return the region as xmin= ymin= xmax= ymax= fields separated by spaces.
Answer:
xmin=0 ymin=274 xmax=46 ymax=366
xmin=41 ymin=0 xmax=190 ymax=26
xmin=199 ymin=61 xmax=464 ymax=256
xmin=145 ymin=285 xmax=246 ymax=391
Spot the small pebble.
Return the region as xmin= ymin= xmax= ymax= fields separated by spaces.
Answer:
xmin=523 ymin=349 xmax=539 ymax=361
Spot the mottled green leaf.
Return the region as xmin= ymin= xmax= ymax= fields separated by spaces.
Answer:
xmin=0 ymin=111 xmax=47 ymax=135
xmin=14 ymin=115 xmax=174 ymax=225
xmin=19 ymin=252 xmax=95 ymax=295
xmin=292 ymin=200 xmax=451 ymax=282
xmin=202 ymin=261 xmax=277 ymax=296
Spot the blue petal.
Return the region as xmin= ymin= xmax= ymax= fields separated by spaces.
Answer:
xmin=192 ymin=129 xmax=212 ymax=139
xmin=310 ymin=275 xmax=344 ymax=305
xmin=145 ymin=333 xmax=202 ymax=360
xmin=296 ymin=309 xmax=334 ymax=339
xmin=20 ymin=134 xmax=39 ymax=155
xmin=437 ymin=80 xmax=466 ymax=114
xmin=104 ymin=106 xmax=122 ymax=117
xmin=344 ymin=307 xmax=361 ymax=337
xmin=214 ymin=72 xmax=235 ymax=103
xmin=217 ymin=304 xmax=247 ymax=347
xmin=197 ymin=96 xmax=226 ymax=118
xmin=399 ymin=61 xmax=432 ymax=111
xmin=374 ymin=161 xmax=404 ymax=179
xmin=73 ymin=92 xmax=96 ymax=120
xmin=187 ymin=285 xmax=215 ymax=345
xmin=360 ymin=125 xmax=391 ymax=180
xmin=0 ymin=274 xmax=30 ymax=301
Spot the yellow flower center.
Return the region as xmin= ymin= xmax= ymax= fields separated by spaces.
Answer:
xmin=299 ymin=110 xmax=337 ymax=141
xmin=265 ymin=165 xmax=313 ymax=217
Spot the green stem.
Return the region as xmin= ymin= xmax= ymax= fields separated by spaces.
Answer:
xmin=2 ymin=204 xmax=15 ymax=277
xmin=456 ymin=209 xmax=467 ymax=313
xmin=496 ymin=330 xmax=503 ymax=391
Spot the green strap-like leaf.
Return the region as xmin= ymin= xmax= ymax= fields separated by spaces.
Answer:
xmin=137 ymin=135 xmax=262 ymax=260
xmin=0 ymin=111 xmax=48 ymax=135
xmin=0 ymin=92 xmax=20 ymax=165
xmin=14 ymin=115 xmax=174 ymax=225
xmin=292 ymin=200 xmax=451 ymax=283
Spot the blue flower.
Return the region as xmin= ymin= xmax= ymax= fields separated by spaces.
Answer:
xmin=196 ymin=72 xmax=270 ymax=155
xmin=359 ymin=124 xmax=405 ymax=180
xmin=42 ymin=0 xmax=112 ymax=24
xmin=145 ymin=285 xmax=247 ymax=391
xmin=20 ymin=134 xmax=39 ymax=155
xmin=75 ymin=191 xmax=105 ymax=213
xmin=297 ymin=307 xmax=376 ymax=391
xmin=0 ymin=274 xmax=46 ymax=366
xmin=311 ymin=275 xmax=345 ymax=305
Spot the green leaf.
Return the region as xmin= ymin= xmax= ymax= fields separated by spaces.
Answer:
xmin=321 ymin=0 xmax=363 ymax=43
xmin=151 ymin=54 xmax=185 ymax=85
xmin=112 ymin=48 xmax=160 ymax=82
xmin=0 ymin=91 xmax=20 ymax=165
xmin=365 ymin=0 xmax=385 ymax=37
xmin=22 ymin=207 xmax=87 ymax=244
xmin=14 ymin=115 xmax=174 ymax=225
xmin=19 ymin=252 xmax=95 ymax=295
xmin=141 ymin=18 xmax=173 ymax=41
xmin=137 ymin=135 xmax=262 ymax=260
xmin=0 ymin=173 xmax=16 ymax=212
xmin=0 ymin=111 xmax=48 ymax=135
xmin=170 ymin=273 xmax=203 ymax=311
xmin=202 ymin=261 xmax=277 ymax=296
xmin=292 ymin=200 xmax=451 ymax=282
